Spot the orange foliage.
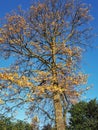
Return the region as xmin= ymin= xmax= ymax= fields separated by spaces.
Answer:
xmin=0 ymin=0 xmax=92 ymax=129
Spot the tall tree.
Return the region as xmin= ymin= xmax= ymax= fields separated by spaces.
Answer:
xmin=0 ymin=0 xmax=92 ymax=129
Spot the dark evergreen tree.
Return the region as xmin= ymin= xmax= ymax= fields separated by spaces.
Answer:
xmin=68 ymin=99 xmax=98 ymax=130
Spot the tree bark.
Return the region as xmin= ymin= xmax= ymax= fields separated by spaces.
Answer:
xmin=54 ymin=93 xmax=65 ymax=130
xmin=51 ymin=39 xmax=65 ymax=130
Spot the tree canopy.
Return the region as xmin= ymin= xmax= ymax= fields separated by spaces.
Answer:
xmin=68 ymin=99 xmax=98 ymax=130
xmin=0 ymin=116 xmax=32 ymax=130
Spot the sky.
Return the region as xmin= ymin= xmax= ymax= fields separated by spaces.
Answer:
xmin=82 ymin=0 xmax=98 ymax=100
xmin=0 ymin=0 xmax=98 ymax=123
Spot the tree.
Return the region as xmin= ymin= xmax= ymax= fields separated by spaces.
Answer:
xmin=42 ymin=124 xmax=52 ymax=130
xmin=42 ymin=124 xmax=57 ymax=130
xmin=31 ymin=116 xmax=39 ymax=130
xmin=0 ymin=116 xmax=12 ymax=130
xmin=68 ymin=99 xmax=98 ymax=130
xmin=14 ymin=120 xmax=32 ymax=130
xmin=0 ymin=115 xmax=32 ymax=130
xmin=0 ymin=0 xmax=92 ymax=129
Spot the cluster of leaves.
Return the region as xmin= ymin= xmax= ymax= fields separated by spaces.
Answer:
xmin=0 ymin=116 xmax=32 ymax=130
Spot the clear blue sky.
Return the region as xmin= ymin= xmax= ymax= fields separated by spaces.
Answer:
xmin=82 ymin=0 xmax=98 ymax=100
xmin=0 ymin=0 xmax=98 ymax=121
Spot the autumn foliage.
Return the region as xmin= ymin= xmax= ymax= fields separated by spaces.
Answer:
xmin=0 ymin=0 xmax=92 ymax=130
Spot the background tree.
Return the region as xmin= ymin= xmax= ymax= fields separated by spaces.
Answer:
xmin=14 ymin=120 xmax=32 ymax=130
xmin=0 ymin=0 xmax=92 ymax=129
xmin=0 ymin=116 xmax=32 ymax=130
xmin=0 ymin=116 xmax=12 ymax=130
xmin=42 ymin=124 xmax=52 ymax=130
xmin=42 ymin=123 xmax=57 ymax=130
xmin=31 ymin=116 xmax=39 ymax=130
xmin=68 ymin=99 xmax=98 ymax=130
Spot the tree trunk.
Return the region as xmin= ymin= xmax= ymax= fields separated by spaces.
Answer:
xmin=54 ymin=93 xmax=65 ymax=130
xmin=51 ymin=39 xmax=65 ymax=130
